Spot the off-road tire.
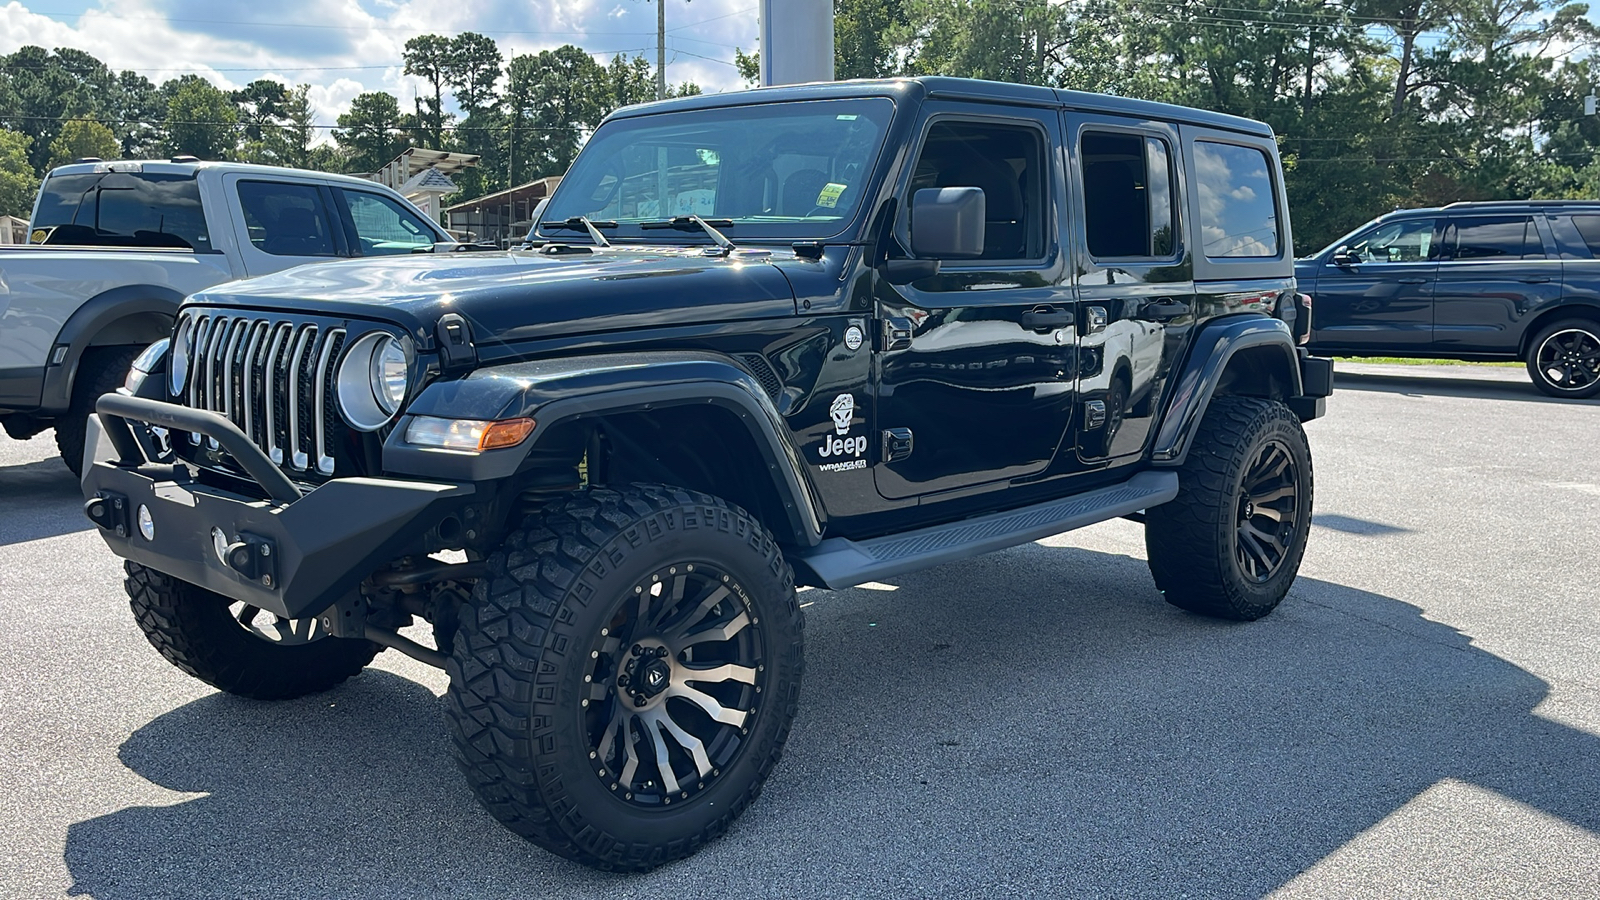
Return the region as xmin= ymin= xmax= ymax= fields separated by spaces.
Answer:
xmin=444 ymin=484 xmax=804 ymax=872
xmin=125 ymin=562 xmax=381 ymax=699
xmin=1524 ymin=318 xmax=1600 ymax=399
xmin=1145 ymin=396 xmax=1313 ymax=620
xmin=56 ymin=346 xmax=141 ymax=476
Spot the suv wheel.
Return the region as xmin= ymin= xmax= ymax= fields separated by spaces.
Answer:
xmin=1145 ymin=396 xmax=1313 ymax=620
xmin=1525 ymin=319 xmax=1600 ymax=399
xmin=444 ymin=485 xmax=804 ymax=872
xmin=56 ymin=346 xmax=141 ymax=477
xmin=124 ymin=562 xmax=381 ymax=699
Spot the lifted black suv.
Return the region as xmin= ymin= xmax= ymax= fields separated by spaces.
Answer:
xmin=82 ymin=78 xmax=1331 ymax=871
xmin=1301 ymin=200 xmax=1600 ymax=398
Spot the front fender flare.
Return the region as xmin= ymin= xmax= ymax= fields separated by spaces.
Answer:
xmin=1150 ymin=316 xmax=1302 ymax=466
xmin=39 ymin=285 xmax=182 ymax=412
xmin=386 ymin=352 xmax=823 ymax=546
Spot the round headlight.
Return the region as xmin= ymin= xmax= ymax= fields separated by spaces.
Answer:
xmin=169 ymin=317 xmax=193 ymax=395
xmin=370 ymin=337 xmax=407 ymax=414
xmin=336 ymin=332 xmax=408 ymax=431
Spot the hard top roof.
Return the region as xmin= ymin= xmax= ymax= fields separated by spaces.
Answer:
xmin=605 ymin=76 xmax=1275 ymax=138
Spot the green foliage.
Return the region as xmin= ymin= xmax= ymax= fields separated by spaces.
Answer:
xmin=334 ymin=91 xmax=407 ymax=173
xmin=734 ymin=48 xmax=760 ymax=87
xmin=0 ymin=128 xmax=39 ymax=217
xmin=47 ymin=118 xmax=119 ymax=169
xmin=164 ymin=76 xmax=239 ymax=160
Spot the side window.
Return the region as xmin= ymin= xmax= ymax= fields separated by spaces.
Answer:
xmin=1080 ymin=131 xmax=1176 ymax=258
xmin=236 ymin=181 xmax=337 ymax=257
xmin=338 ymin=190 xmax=438 ymax=256
xmin=1193 ymin=141 xmax=1279 ymax=258
xmin=1346 ymin=219 xmax=1436 ymax=264
xmin=908 ymin=119 xmax=1047 ymax=261
xmin=1447 ymin=216 xmax=1542 ymax=260
xmin=1570 ymin=215 xmax=1600 ymax=257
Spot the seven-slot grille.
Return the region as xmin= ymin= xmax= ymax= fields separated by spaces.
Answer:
xmin=178 ymin=311 xmax=348 ymax=476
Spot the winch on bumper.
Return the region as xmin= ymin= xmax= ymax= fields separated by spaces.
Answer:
xmin=82 ymin=393 xmax=475 ymax=621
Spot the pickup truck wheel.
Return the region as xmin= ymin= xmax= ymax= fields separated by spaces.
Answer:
xmin=124 ymin=562 xmax=381 ymax=699
xmin=444 ymin=485 xmax=804 ymax=872
xmin=1145 ymin=396 xmax=1312 ymax=621
xmin=55 ymin=346 xmax=141 ymax=477
xmin=1526 ymin=319 xmax=1600 ymax=399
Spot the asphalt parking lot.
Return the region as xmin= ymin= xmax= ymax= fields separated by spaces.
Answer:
xmin=2 ymin=362 xmax=1597 ymax=899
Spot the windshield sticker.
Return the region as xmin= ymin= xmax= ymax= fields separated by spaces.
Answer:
xmin=815 ymin=183 xmax=848 ymax=209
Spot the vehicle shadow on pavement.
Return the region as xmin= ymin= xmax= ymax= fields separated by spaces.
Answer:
xmin=1334 ymin=370 xmax=1600 ymax=406
xmin=63 ymin=544 xmax=1600 ymax=899
xmin=0 ymin=457 xmax=92 ymax=545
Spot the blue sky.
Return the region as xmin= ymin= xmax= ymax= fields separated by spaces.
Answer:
xmin=0 ymin=0 xmax=757 ymax=128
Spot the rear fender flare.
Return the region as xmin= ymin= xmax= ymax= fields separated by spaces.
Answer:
xmin=1150 ymin=315 xmax=1301 ymax=466
xmin=386 ymin=352 xmax=823 ymax=546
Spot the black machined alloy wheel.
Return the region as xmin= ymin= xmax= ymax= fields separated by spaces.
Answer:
xmin=444 ymin=485 xmax=804 ymax=873
xmin=586 ymin=562 xmax=764 ymax=807
xmin=1527 ymin=320 xmax=1600 ymax=399
xmin=1145 ymin=396 xmax=1314 ymax=621
xmin=124 ymin=562 xmax=381 ymax=700
xmin=1234 ymin=439 xmax=1300 ymax=583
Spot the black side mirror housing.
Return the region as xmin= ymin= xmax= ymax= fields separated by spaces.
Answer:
xmin=910 ymin=187 xmax=986 ymax=259
xmin=1330 ymin=245 xmax=1359 ymax=267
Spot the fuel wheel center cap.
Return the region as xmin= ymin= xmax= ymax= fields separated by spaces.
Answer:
xmin=639 ymin=659 xmax=671 ymax=697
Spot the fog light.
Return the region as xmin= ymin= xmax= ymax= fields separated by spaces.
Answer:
xmin=137 ymin=505 xmax=155 ymax=541
xmin=212 ymin=527 xmax=229 ymax=563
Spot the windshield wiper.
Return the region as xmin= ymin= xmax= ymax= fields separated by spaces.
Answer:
xmin=639 ymin=216 xmax=736 ymax=254
xmin=540 ymin=216 xmax=616 ymax=247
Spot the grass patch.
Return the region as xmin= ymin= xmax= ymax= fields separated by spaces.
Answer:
xmin=1334 ymin=356 xmax=1522 ymax=368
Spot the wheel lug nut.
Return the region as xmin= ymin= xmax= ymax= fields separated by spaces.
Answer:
xmin=631 ymin=645 xmax=642 ymax=656
xmin=634 ymin=696 xmax=646 ymax=707
xmin=618 ymin=674 xmax=629 ymax=686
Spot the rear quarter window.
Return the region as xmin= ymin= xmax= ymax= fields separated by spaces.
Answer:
xmin=1193 ymin=141 xmax=1279 ymax=259
xmin=1568 ymin=215 xmax=1600 ymax=257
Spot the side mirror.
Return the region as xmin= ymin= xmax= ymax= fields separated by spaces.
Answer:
xmin=1330 ymin=245 xmax=1359 ymax=267
xmin=910 ymin=187 xmax=985 ymax=259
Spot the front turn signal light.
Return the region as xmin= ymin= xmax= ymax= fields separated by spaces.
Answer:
xmin=405 ymin=416 xmax=535 ymax=452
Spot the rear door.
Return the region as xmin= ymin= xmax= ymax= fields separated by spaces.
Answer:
xmin=1306 ymin=217 xmax=1439 ymax=350
xmin=223 ymin=175 xmax=345 ymax=277
xmin=1064 ymin=113 xmax=1194 ymax=461
xmin=1432 ymin=214 xmax=1562 ymax=353
xmin=872 ymin=104 xmax=1076 ymax=500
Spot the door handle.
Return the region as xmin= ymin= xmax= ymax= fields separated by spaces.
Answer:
xmin=1136 ymin=298 xmax=1189 ymax=321
xmin=1520 ymin=276 xmax=1553 ymax=284
xmin=1021 ymin=307 xmax=1074 ymax=332
xmin=1397 ymin=277 xmax=1430 ymax=284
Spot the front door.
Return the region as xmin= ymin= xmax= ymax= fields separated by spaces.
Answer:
xmin=1432 ymin=214 xmax=1564 ymax=353
xmin=1065 ymin=115 xmax=1195 ymax=462
xmin=1308 ymin=217 xmax=1439 ymax=350
xmin=873 ymin=105 xmax=1077 ymax=501
xmin=223 ymin=175 xmax=345 ymax=277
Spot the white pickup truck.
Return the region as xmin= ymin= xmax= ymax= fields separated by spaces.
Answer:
xmin=0 ymin=159 xmax=455 ymax=472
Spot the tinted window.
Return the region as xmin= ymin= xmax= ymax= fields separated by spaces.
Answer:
xmin=1448 ymin=216 xmax=1542 ymax=260
xmin=1193 ymin=141 xmax=1279 ymax=258
xmin=543 ymin=98 xmax=893 ymax=242
xmin=1346 ymin=219 xmax=1436 ymax=264
xmin=1571 ymin=215 xmax=1600 ymax=257
xmin=338 ymin=190 xmax=437 ymax=255
xmin=30 ymin=171 xmax=210 ymax=250
xmin=236 ymin=181 xmax=337 ymax=257
xmin=1081 ymin=132 xmax=1176 ymax=258
xmin=909 ymin=119 xmax=1047 ymax=260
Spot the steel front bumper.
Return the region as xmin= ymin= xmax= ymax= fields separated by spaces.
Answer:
xmin=83 ymin=394 xmax=474 ymax=620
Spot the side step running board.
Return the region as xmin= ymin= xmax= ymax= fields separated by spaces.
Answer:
xmin=789 ymin=470 xmax=1179 ymax=590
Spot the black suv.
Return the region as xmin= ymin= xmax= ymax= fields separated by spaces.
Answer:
xmin=1299 ymin=200 xmax=1600 ymax=398
xmin=80 ymin=78 xmax=1331 ymax=872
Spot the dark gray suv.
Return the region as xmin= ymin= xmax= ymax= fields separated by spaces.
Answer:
xmin=1298 ymin=200 xmax=1600 ymax=398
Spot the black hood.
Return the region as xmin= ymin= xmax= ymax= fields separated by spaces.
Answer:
xmin=188 ymin=247 xmax=800 ymax=355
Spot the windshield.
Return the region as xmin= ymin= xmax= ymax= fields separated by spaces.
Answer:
xmin=540 ymin=97 xmax=895 ymax=242
xmin=30 ymin=171 xmax=210 ymax=251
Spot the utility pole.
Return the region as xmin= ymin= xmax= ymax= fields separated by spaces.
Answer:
xmin=656 ymin=0 xmax=666 ymax=101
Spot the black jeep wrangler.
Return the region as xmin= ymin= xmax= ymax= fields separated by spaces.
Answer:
xmin=82 ymin=78 xmax=1332 ymax=871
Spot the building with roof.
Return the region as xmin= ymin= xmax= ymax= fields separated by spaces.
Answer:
xmin=364 ymin=148 xmax=482 ymax=223
xmin=444 ymin=176 xmax=562 ymax=248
